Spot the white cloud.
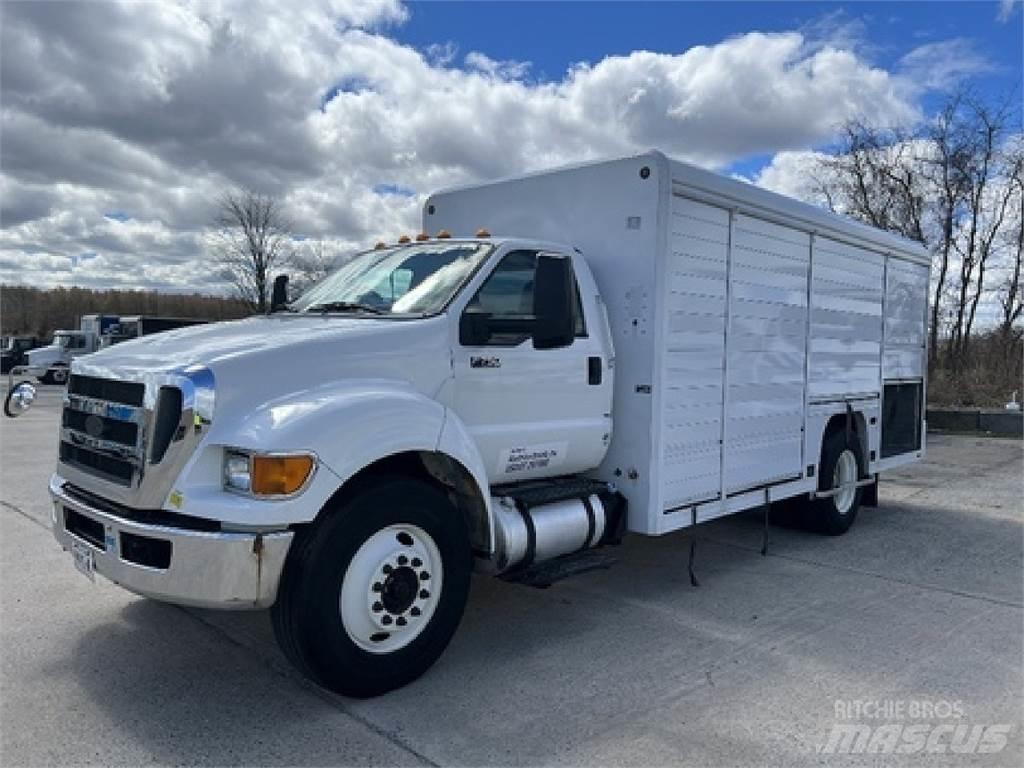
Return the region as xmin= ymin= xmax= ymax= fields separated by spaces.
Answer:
xmin=997 ymin=0 xmax=1020 ymax=23
xmin=898 ymin=39 xmax=995 ymax=90
xmin=0 ymin=1 xmax=982 ymax=293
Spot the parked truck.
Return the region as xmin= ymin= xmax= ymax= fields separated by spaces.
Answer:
xmin=38 ymin=152 xmax=929 ymax=697
xmin=17 ymin=314 xmax=206 ymax=384
xmin=1 ymin=335 xmax=43 ymax=374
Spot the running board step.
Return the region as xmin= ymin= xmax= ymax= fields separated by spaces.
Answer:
xmin=501 ymin=548 xmax=618 ymax=589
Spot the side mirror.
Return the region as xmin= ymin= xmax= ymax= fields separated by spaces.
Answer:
xmin=459 ymin=309 xmax=492 ymax=346
xmin=532 ymin=253 xmax=575 ymax=350
xmin=271 ymin=274 xmax=289 ymax=313
xmin=4 ymin=381 xmax=37 ymax=418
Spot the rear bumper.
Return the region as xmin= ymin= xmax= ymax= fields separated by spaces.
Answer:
xmin=49 ymin=474 xmax=293 ymax=609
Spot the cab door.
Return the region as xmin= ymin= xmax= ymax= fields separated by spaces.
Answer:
xmin=451 ymin=249 xmax=612 ymax=484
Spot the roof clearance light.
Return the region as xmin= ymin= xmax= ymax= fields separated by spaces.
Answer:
xmin=416 ymin=232 xmax=429 ymax=241
xmin=476 ymin=228 xmax=491 ymax=238
xmin=436 ymin=229 xmax=451 ymax=239
xmin=374 ymin=241 xmax=386 ymax=250
xmin=398 ymin=235 xmax=411 ymax=244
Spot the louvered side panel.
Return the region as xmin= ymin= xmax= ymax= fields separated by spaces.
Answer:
xmin=724 ymin=214 xmax=809 ymax=493
xmin=809 ymin=237 xmax=884 ymax=399
xmin=659 ymin=195 xmax=728 ymax=508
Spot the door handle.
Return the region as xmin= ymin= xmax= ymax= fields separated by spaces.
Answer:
xmin=587 ymin=356 xmax=602 ymax=385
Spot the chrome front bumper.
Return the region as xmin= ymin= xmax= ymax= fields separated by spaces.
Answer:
xmin=49 ymin=474 xmax=294 ymax=609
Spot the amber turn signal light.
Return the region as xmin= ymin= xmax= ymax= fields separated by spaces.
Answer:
xmin=250 ymin=455 xmax=314 ymax=496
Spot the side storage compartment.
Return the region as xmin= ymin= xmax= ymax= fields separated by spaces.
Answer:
xmin=879 ymin=257 xmax=929 ymax=462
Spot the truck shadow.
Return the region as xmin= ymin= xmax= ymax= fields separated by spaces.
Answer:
xmin=52 ymin=599 xmax=419 ymax=766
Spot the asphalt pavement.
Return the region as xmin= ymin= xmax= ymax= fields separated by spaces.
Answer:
xmin=1 ymin=384 xmax=1021 ymax=766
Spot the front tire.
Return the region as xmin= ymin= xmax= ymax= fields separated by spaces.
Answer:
xmin=272 ymin=477 xmax=472 ymax=697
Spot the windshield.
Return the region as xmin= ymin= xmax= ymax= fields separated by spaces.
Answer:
xmin=291 ymin=242 xmax=493 ymax=316
xmin=55 ymin=333 xmax=80 ymax=349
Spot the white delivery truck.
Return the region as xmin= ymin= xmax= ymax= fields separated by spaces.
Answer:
xmin=40 ymin=152 xmax=929 ymax=697
xmin=15 ymin=314 xmax=207 ymax=385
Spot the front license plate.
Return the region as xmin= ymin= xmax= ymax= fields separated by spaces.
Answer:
xmin=71 ymin=540 xmax=96 ymax=582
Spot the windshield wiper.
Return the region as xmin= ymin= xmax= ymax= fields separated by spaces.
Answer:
xmin=305 ymin=301 xmax=386 ymax=315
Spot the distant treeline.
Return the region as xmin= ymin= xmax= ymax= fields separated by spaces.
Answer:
xmin=1 ymin=285 xmax=252 ymax=339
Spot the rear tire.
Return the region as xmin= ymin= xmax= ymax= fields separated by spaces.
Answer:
xmin=809 ymin=429 xmax=864 ymax=536
xmin=271 ymin=477 xmax=472 ymax=698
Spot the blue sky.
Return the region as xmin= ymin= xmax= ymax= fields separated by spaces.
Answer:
xmin=1 ymin=0 xmax=1020 ymax=291
xmin=395 ymin=1 xmax=1022 ymax=176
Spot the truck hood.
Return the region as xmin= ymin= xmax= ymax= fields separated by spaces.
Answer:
xmin=74 ymin=314 xmax=453 ymax=412
xmin=26 ymin=345 xmax=61 ymax=367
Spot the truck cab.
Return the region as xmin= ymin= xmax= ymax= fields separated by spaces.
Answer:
xmin=47 ymin=234 xmax=618 ymax=696
xmin=26 ymin=330 xmax=95 ymax=384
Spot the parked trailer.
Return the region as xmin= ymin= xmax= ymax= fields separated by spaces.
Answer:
xmin=36 ymin=151 xmax=928 ymax=697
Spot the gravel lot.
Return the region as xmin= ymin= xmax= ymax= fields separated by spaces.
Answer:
xmin=1 ymin=384 xmax=1022 ymax=767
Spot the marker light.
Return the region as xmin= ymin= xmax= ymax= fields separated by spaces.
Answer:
xmin=436 ymin=229 xmax=451 ymax=239
xmin=374 ymin=242 xmax=386 ymax=250
xmin=416 ymin=232 xmax=429 ymax=241
xmin=398 ymin=235 xmax=411 ymax=244
xmin=476 ymin=228 xmax=491 ymax=238
xmin=251 ymin=454 xmax=315 ymax=496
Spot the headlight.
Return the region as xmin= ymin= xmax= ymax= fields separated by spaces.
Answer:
xmin=223 ymin=451 xmax=252 ymax=492
xmin=223 ymin=449 xmax=315 ymax=497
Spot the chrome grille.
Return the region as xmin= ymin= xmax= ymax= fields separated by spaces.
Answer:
xmin=60 ymin=383 xmax=148 ymax=487
xmin=57 ymin=367 xmax=212 ymax=508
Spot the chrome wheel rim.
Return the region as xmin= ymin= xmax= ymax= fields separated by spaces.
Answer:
xmin=832 ymin=449 xmax=858 ymax=515
xmin=339 ymin=524 xmax=442 ymax=654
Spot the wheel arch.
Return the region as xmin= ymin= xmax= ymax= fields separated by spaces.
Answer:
xmin=819 ymin=409 xmax=868 ymax=477
xmin=315 ymin=448 xmax=492 ymax=555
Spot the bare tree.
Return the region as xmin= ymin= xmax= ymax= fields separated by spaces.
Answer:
xmin=814 ymin=91 xmax=1021 ymax=370
xmin=948 ymin=97 xmax=1016 ymax=366
xmin=289 ymin=238 xmax=338 ymax=297
xmin=997 ymin=155 xmax=1024 ymax=341
xmin=213 ymin=190 xmax=293 ymax=312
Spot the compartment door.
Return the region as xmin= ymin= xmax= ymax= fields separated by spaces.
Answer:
xmin=658 ymin=195 xmax=729 ymax=509
xmin=723 ymin=215 xmax=810 ymax=493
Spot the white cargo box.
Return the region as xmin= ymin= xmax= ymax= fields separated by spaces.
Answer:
xmin=426 ymin=151 xmax=930 ymax=535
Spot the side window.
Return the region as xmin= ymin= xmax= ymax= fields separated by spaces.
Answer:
xmin=466 ymin=250 xmax=587 ymax=346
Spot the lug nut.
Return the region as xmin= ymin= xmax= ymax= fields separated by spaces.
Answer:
xmin=419 ymin=589 xmax=430 ymax=600
xmin=396 ymin=616 xmax=407 ymax=627
xmin=372 ymin=601 xmax=383 ymax=613
xmin=410 ymin=606 xmax=421 ymax=617
xmin=411 ymin=557 xmax=422 ymax=568
xmin=420 ymin=571 xmax=429 ymax=581
xmin=382 ymin=615 xmax=393 ymax=626
xmin=382 ymin=564 xmax=392 ymax=574
xmin=372 ymin=582 xmax=382 ymax=592
xmin=398 ymin=555 xmax=408 ymax=566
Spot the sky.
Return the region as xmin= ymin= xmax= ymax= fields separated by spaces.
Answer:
xmin=0 ymin=0 xmax=1020 ymax=295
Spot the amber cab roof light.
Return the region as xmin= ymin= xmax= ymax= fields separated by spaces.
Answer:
xmin=373 ymin=241 xmax=386 ymax=250
xmin=397 ymin=235 xmax=411 ymax=244
xmin=415 ymin=232 xmax=430 ymax=241
xmin=475 ymin=228 xmax=491 ymax=238
xmin=436 ymin=229 xmax=451 ymax=239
